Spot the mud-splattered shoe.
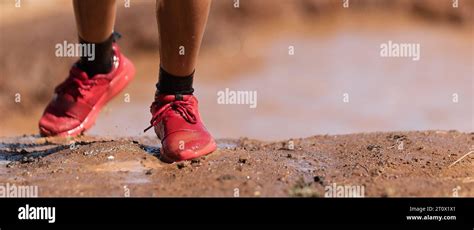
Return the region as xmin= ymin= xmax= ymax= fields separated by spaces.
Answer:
xmin=145 ymin=94 xmax=217 ymax=163
xmin=39 ymin=44 xmax=135 ymax=137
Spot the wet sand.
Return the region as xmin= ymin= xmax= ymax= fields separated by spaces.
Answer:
xmin=1 ymin=131 xmax=473 ymax=197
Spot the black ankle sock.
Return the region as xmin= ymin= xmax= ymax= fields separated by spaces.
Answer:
xmin=78 ymin=34 xmax=114 ymax=78
xmin=156 ymin=67 xmax=194 ymax=95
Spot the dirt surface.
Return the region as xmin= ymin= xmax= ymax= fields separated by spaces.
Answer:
xmin=1 ymin=130 xmax=472 ymax=197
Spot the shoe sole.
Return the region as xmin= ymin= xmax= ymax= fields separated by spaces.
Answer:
xmin=160 ymin=139 xmax=217 ymax=163
xmin=40 ymin=57 xmax=136 ymax=137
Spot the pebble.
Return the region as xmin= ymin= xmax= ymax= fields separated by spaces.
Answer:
xmin=177 ymin=163 xmax=186 ymax=169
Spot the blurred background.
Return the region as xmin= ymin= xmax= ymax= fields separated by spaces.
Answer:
xmin=0 ymin=0 xmax=473 ymax=140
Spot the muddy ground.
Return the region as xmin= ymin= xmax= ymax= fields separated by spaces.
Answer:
xmin=1 ymin=130 xmax=472 ymax=197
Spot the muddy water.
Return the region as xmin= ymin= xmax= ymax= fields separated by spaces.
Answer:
xmin=88 ymin=16 xmax=472 ymax=141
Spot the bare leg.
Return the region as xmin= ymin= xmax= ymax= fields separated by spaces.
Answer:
xmin=156 ymin=0 xmax=211 ymax=76
xmin=148 ymin=0 xmax=216 ymax=162
xmin=73 ymin=0 xmax=116 ymax=43
xmin=39 ymin=0 xmax=135 ymax=137
xmin=73 ymin=0 xmax=117 ymax=76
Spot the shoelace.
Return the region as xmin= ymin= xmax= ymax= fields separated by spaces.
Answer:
xmin=143 ymin=100 xmax=197 ymax=133
xmin=56 ymin=71 xmax=96 ymax=98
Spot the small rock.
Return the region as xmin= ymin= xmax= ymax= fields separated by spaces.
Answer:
xmin=367 ymin=144 xmax=382 ymax=152
xmin=238 ymin=157 xmax=248 ymax=164
xmin=313 ymin=176 xmax=324 ymax=185
xmin=191 ymin=158 xmax=200 ymax=165
xmin=20 ymin=156 xmax=35 ymax=164
xmin=370 ymin=169 xmax=382 ymax=177
xmin=84 ymin=150 xmax=96 ymax=156
xmin=107 ymin=155 xmax=115 ymax=160
xmin=177 ymin=163 xmax=186 ymax=169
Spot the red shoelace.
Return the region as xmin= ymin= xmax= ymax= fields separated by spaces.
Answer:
xmin=143 ymin=100 xmax=197 ymax=133
xmin=55 ymin=70 xmax=96 ymax=98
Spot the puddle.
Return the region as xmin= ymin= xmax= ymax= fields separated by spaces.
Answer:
xmin=0 ymin=139 xmax=67 ymax=162
xmin=123 ymin=173 xmax=151 ymax=185
xmin=217 ymin=140 xmax=240 ymax=150
xmin=139 ymin=145 xmax=160 ymax=156
xmin=92 ymin=161 xmax=145 ymax=173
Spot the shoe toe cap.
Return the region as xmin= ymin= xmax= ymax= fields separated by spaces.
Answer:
xmin=161 ymin=131 xmax=216 ymax=162
xmin=39 ymin=113 xmax=81 ymax=136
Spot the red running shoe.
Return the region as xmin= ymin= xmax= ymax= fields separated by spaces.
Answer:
xmin=145 ymin=94 xmax=217 ymax=163
xmin=39 ymin=44 xmax=135 ymax=137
